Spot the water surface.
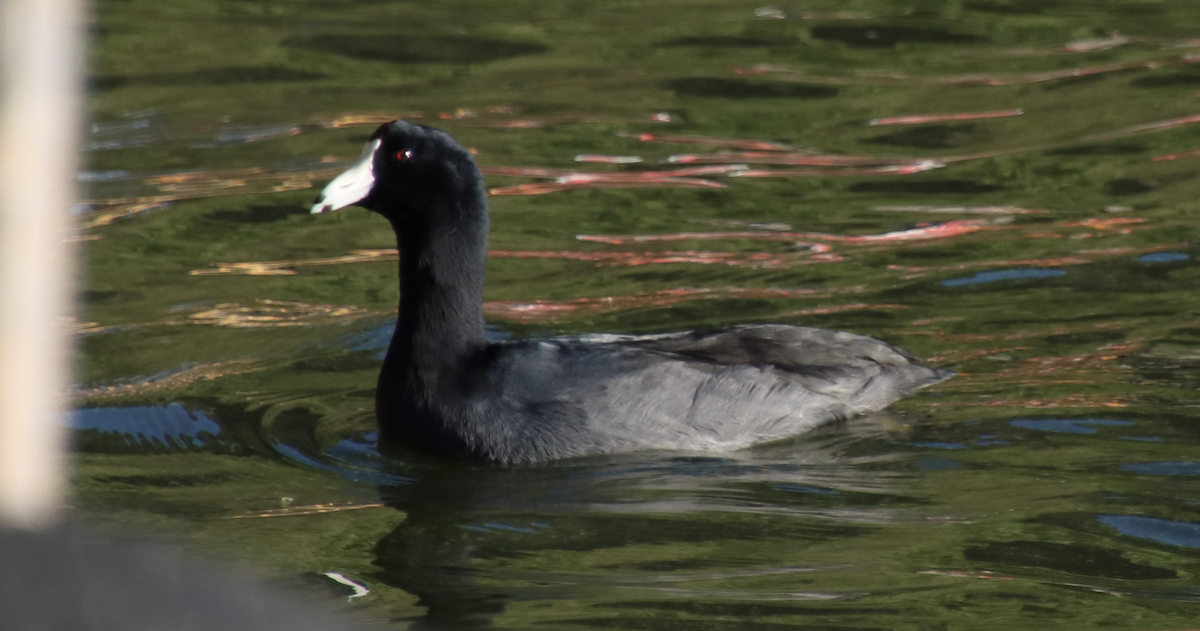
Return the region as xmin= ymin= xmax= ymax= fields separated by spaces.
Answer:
xmin=77 ymin=1 xmax=1200 ymax=628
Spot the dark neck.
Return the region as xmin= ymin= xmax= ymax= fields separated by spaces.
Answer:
xmin=386 ymin=195 xmax=490 ymax=379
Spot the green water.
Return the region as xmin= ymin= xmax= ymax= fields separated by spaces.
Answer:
xmin=77 ymin=0 xmax=1200 ymax=628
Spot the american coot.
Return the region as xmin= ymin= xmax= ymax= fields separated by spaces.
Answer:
xmin=312 ymin=120 xmax=951 ymax=463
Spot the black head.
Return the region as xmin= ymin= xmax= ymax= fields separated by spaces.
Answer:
xmin=311 ymin=120 xmax=483 ymax=223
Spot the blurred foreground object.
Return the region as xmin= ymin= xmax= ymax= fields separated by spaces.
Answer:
xmin=0 ymin=527 xmax=351 ymax=631
xmin=0 ymin=0 xmax=80 ymax=528
xmin=0 ymin=2 xmax=351 ymax=628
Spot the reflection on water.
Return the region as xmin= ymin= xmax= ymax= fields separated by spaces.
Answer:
xmin=1097 ymin=516 xmax=1200 ymax=550
xmin=1139 ymin=251 xmax=1190 ymax=263
xmin=73 ymin=403 xmax=223 ymax=450
xmin=287 ymin=35 xmax=551 ymax=65
xmin=940 ymin=267 xmax=1066 ymax=287
xmin=303 ymin=418 xmax=922 ymax=628
xmin=75 ymin=0 xmax=1200 ymax=627
xmin=1009 ymin=418 xmax=1133 ymax=434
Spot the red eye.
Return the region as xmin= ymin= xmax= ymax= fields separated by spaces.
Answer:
xmin=395 ymin=149 xmax=413 ymax=161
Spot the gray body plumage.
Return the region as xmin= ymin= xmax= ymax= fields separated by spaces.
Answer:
xmin=384 ymin=325 xmax=950 ymax=463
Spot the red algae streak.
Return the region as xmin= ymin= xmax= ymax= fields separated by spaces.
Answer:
xmin=485 ymin=164 xmax=750 ymax=195
xmin=666 ymin=151 xmax=926 ymax=166
xmin=488 ymin=249 xmax=841 ymax=269
xmin=483 ymin=286 xmax=857 ymax=323
xmin=923 ymin=321 xmax=1127 ymax=345
xmin=924 ymin=394 xmax=1134 ymax=409
xmin=577 ymin=219 xmax=990 ymax=245
xmin=489 ymin=178 xmax=725 ymax=195
xmin=558 ymin=165 xmax=746 ymax=181
xmin=481 ymin=165 xmax=743 ymax=181
xmin=781 ymin=303 xmax=908 ymax=317
xmin=192 ymin=246 xmax=850 ymax=276
xmin=870 ymin=205 xmax=1048 ymax=215
xmin=484 ymin=120 xmax=548 ymax=129
xmin=1088 ymin=112 xmax=1200 ymax=139
xmin=1062 ymin=217 xmax=1146 ymax=229
xmin=730 ymin=162 xmax=944 ymax=177
xmin=479 ymin=166 xmax=576 ymax=179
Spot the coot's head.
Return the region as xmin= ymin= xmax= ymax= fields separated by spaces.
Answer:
xmin=310 ymin=120 xmax=482 ymax=223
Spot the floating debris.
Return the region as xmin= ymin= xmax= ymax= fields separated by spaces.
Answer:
xmin=487 ymin=249 xmax=842 ymax=269
xmin=227 ymin=501 xmax=386 ymax=519
xmin=754 ymin=6 xmax=786 ymax=19
xmin=323 ymin=573 xmax=370 ymax=602
xmin=322 ymin=111 xmax=425 ymax=127
xmin=574 ymin=155 xmax=643 ymax=164
xmin=91 ymin=119 xmax=151 ymax=135
xmin=144 ymin=166 xmax=269 ymax=186
xmin=79 ymin=200 xmax=172 ymax=229
xmin=80 ymin=163 xmax=348 ymax=226
xmin=931 ymin=395 xmax=1133 ymax=409
xmin=691 ymin=219 xmax=795 ymax=231
xmin=1063 ymin=217 xmax=1146 ymax=230
xmin=754 ymin=7 xmax=871 ymax=20
xmin=1164 ymin=38 xmax=1200 ymax=49
xmin=439 ymin=108 xmax=480 ymax=119
xmin=179 ymin=299 xmax=369 ymax=328
xmin=484 ymin=119 xmax=547 ymax=129
xmin=88 ymin=137 xmax=155 ymax=151
xmin=73 ymin=360 xmax=267 ymax=401
xmin=77 ymin=170 xmax=132 ymax=182
xmin=782 ymin=303 xmax=906 ymax=317
xmin=75 ymin=300 xmax=373 ymax=336
xmin=620 ymin=132 xmax=794 ymax=152
xmin=1094 ymin=112 xmax=1200 ymax=137
xmin=869 ymin=109 xmax=1023 ymax=126
xmin=1062 ymin=32 xmax=1130 ymax=53
xmin=190 ymin=125 xmax=302 ymax=148
xmin=191 ymin=250 xmax=399 ymax=276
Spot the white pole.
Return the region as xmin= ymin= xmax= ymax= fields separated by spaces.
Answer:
xmin=0 ymin=0 xmax=83 ymax=528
